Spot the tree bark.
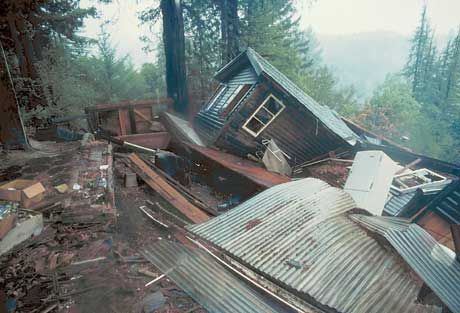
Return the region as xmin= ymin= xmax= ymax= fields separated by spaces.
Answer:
xmin=161 ymin=0 xmax=188 ymax=114
xmin=7 ymin=13 xmax=27 ymax=77
xmin=0 ymin=43 xmax=28 ymax=148
xmin=220 ymin=0 xmax=240 ymax=63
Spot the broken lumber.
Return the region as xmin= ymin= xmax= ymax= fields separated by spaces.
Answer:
xmin=126 ymin=153 xmax=210 ymax=224
xmin=140 ymin=155 xmax=218 ymax=216
xmin=96 ymin=131 xmax=158 ymax=154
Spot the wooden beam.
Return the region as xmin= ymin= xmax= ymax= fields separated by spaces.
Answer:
xmin=451 ymin=224 xmax=460 ymax=261
xmin=126 ymin=153 xmax=210 ymax=224
xmin=395 ymin=158 xmax=422 ymax=175
xmin=86 ymin=98 xmax=174 ymax=112
xmin=118 ymin=110 xmax=129 ymax=136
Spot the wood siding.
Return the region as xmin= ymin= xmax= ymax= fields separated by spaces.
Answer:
xmin=214 ymin=80 xmax=350 ymax=166
xmin=195 ymin=66 xmax=258 ymax=144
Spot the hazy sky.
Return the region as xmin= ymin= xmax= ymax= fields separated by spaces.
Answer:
xmin=300 ymin=0 xmax=460 ymax=35
xmin=80 ymin=0 xmax=460 ymax=66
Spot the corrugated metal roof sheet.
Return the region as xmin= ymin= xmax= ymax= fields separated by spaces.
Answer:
xmin=142 ymin=240 xmax=283 ymax=313
xmin=386 ymin=226 xmax=460 ymax=313
xmin=384 ymin=189 xmax=417 ymax=216
xmin=188 ymin=178 xmax=441 ymax=313
xmin=352 ymin=215 xmax=460 ymax=313
xmin=245 ymin=48 xmax=359 ymax=146
xmin=350 ymin=214 xmax=411 ymax=235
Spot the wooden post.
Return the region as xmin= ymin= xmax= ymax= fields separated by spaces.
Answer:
xmin=128 ymin=105 xmax=137 ymax=134
xmin=451 ymin=224 xmax=460 ymax=261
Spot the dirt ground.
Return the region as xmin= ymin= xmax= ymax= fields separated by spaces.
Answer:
xmin=64 ymin=158 xmax=207 ymax=313
xmin=0 ymin=141 xmax=205 ymax=313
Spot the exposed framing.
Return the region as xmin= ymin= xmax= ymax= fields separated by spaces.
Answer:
xmin=242 ymin=94 xmax=285 ymax=137
xmin=221 ymin=84 xmax=253 ymax=117
xmin=205 ymin=83 xmax=227 ymax=111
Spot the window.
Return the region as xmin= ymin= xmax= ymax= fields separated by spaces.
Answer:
xmin=242 ymin=94 xmax=285 ymax=137
xmin=391 ymin=169 xmax=446 ymax=193
xmin=220 ymin=84 xmax=252 ymax=117
xmin=205 ymin=84 xmax=227 ymax=111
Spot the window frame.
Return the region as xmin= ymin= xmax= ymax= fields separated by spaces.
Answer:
xmin=242 ymin=94 xmax=285 ymax=137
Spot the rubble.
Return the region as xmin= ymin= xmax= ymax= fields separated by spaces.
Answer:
xmin=1 ymin=47 xmax=459 ymax=313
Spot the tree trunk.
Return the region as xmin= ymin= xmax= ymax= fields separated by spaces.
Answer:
xmin=161 ymin=0 xmax=188 ymax=114
xmin=7 ymin=13 xmax=27 ymax=77
xmin=0 ymin=43 xmax=28 ymax=148
xmin=220 ymin=0 xmax=239 ymax=63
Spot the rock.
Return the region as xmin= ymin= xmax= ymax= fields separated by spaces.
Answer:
xmin=142 ymin=291 xmax=166 ymax=313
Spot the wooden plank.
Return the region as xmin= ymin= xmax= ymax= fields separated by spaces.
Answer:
xmin=127 ymin=153 xmax=210 ymax=224
xmin=86 ymin=98 xmax=174 ymax=112
xmin=118 ymin=109 xmax=129 ymax=136
xmin=115 ymin=133 xmax=171 ymax=150
xmin=451 ymin=224 xmax=460 ymax=260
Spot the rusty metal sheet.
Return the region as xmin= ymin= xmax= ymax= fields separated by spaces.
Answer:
xmin=188 ymin=178 xmax=442 ymax=313
xmin=127 ymin=153 xmax=209 ymax=224
xmin=185 ymin=143 xmax=290 ymax=189
xmin=116 ymin=132 xmax=171 ymax=150
xmin=143 ymin=240 xmax=285 ymax=313
xmin=352 ymin=214 xmax=460 ymax=313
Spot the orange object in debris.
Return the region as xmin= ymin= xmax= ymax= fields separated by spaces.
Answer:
xmin=127 ymin=153 xmax=209 ymax=224
xmin=0 ymin=179 xmax=45 ymax=208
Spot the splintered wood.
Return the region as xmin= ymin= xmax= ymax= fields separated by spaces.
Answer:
xmin=126 ymin=153 xmax=210 ymax=224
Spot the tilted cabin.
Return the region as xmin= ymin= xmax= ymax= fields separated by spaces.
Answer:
xmin=194 ymin=48 xmax=359 ymax=166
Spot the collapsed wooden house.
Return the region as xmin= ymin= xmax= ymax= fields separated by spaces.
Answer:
xmin=195 ymin=48 xmax=359 ymax=166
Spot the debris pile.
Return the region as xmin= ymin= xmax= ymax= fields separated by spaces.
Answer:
xmin=1 ymin=47 xmax=460 ymax=313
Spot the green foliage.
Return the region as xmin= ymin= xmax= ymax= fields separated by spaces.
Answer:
xmin=182 ymin=0 xmax=221 ymax=96
xmin=444 ymin=28 xmax=460 ymax=108
xmin=298 ymin=66 xmax=359 ymax=116
xmin=141 ymin=62 xmax=166 ymax=99
xmin=355 ymin=75 xmax=419 ymax=140
xmin=239 ymin=0 xmax=314 ymax=80
xmin=24 ymin=30 xmax=164 ymax=127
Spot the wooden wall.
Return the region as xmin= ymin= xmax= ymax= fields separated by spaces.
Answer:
xmin=214 ymin=79 xmax=350 ymax=166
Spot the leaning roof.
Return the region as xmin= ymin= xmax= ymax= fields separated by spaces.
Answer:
xmin=188 ymin=178 xmax=442 ymax=313
xmin=215 ymin=48 xmax=359 ymax=146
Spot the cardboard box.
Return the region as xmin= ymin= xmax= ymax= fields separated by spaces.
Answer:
xmin=0 ymin=179 xmax=46 ymax=208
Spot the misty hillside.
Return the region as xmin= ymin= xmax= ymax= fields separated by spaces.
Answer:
xmin=318 ymin=31 xmax=410 ymax=99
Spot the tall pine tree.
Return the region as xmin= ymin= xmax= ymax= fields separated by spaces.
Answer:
xmin=444 ymin=27 xmax=460 ymax=107
xmin=404 ymin=6 xmax=433 ymax=103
